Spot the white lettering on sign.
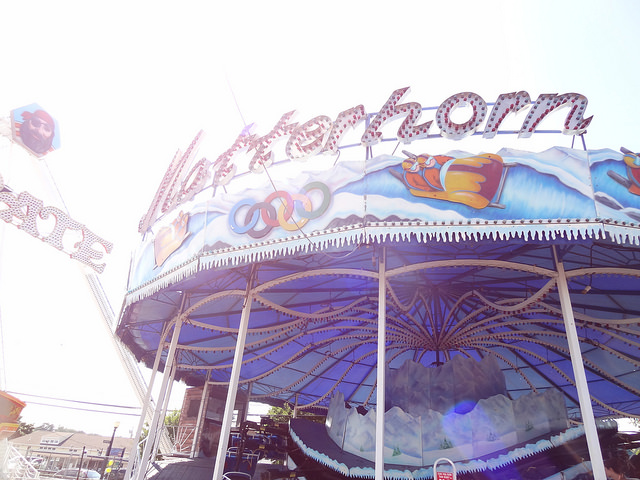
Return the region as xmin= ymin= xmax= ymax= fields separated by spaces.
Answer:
xmin=139 ymin=87 xmax=593 ymax=233
xmin=436 ymin=92 xmax=487 ymax=140
xmin=483 ymin=91 xmax=531 ymax=139
xmin=320 ymin=105 xmax=366 ymax=155
xmin=286 ymin=115 xmax=333 ymax=160
xmin=519 ymin=92 xmax=591 ymax=138
xmin=0 ymin=174 xmax=112 ymax=273
xmin=361 ymin=87 xmax=433 ymax=145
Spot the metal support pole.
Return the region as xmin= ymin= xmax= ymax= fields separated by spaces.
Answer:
xmin=375 ymin=247 xmax=386 ymax=480
xmin=554 ymin=251 xmax=605 ymax=479
xmin=75 ymin=447 xmax=86 ymax=480
xmin=212 ymin=270 xmax=255 ymax=480
xmin=151 ymin=361 xmax=177 ymax=457
xmin=100 ymin=423 xmax=120 ymax=480
xmin=134 ymin=299 xmax=186 ymax=480
xmin=191 ymin=370 xmax=212 ymax=458
xmin=125 ymin=322 xmax=171 ymax=480
xmin=242 ymin=382 xmax=253 ymax=424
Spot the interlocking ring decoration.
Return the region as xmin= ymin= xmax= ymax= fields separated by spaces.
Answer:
xmin=229 ymin=181 xmax=331 ymax=238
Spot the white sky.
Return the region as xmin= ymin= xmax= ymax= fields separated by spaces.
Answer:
xmin=1 ymin=0 xmax=640 ymax=437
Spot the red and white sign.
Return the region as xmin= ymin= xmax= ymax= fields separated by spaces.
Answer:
xmin=139 ymin=87 xmax=593 ymax=233
xmin=436 ymin=472 xmax=454 ymax=480
xmin=434 ymin=457 xmax=457 ymax=480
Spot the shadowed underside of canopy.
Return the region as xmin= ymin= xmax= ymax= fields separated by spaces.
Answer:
xmin=116 ymin=236 xmax=640 ymax=419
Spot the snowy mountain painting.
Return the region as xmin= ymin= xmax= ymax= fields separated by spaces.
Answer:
xmin=325 ymin=355 xmax=568 ymax=466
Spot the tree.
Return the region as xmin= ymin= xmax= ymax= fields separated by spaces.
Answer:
xmin=56 ymin=426 xmax=85 ymax=433
xmin=10 ymin=418 xmax=34 ymax=439
xmin=10 ymin=419 xmax=86 ymax=438
xmin=138 ymin=424 xmax=150 ymax=456
xmin=164 ymin=409 xmax=181 ymax=445
xmin=36 ymin=422 xmax=55 ymax=432
xmin=267 ymin=404 xmax=294 ymax=424
xmin=266 ymin=403 xmax=322 ymax=424
xmin=138 ymin=409 xmax=181 ymax=454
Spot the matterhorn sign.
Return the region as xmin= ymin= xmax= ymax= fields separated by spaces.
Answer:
xmin=138 ymin=88 xmax=593 ymax=233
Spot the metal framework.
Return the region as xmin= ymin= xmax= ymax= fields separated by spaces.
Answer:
xmin=118 ymin=237 xmax=640 ymax=480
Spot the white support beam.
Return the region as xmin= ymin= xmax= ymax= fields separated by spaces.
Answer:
xmin=191 ymin=370 xmax=212 ymax=458
xmin=151 ymin=361 xmax=177 ymax=456
xmin=134 ymin=301 xmax=185 ymax=480
xmin=212 ymin=273 xmax=255 ymax=480
xmin=127 ymin=321 xmax=171 ymax=480
xmin=375 ymin=248 xmax=386 ymax=480
xmin=554 ymin=254 xmax=605 ymax=479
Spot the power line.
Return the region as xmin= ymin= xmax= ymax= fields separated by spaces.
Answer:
xmin=20 ymin=400 xmax=141 ymax=417
xmin=6 ymin=391 xmax=141 ymax=410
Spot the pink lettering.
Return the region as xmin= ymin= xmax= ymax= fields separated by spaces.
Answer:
xmin=175 ymin=156 xmax=212 ymax=205
xmin=436 ymin=92 xmax=487 ymax=140
xmin=161 ymin=131 xmax=205 ymax=213
xmin=136 ymin=87 xmax=594 ymax=232
xmin=212 ymin=129 xmax=256 ymax=187
xmin=70 ymin=227 xmax=113 ymax=274
xmin=322 ymin=105 xmax=366 ymax=155
xmin=286 ymin=115 xmax=333 ymax=159
xmin=519 ymin=93 xmax=592 ymax=138
xmin=0 ymin=189 xmax=43 ymax=237
xmin=40 ymin=206 xmax=85 ymax=250
xmin=483 ymin=91 xmax=532 ymax=139
xmin=361 ymin=87 xmax=432 ymax=146
xmin=248 ymin=111 xmax=298 ymax=172
xmin=138 ymin=130 xmax=204 ymax=233
xmin=0 ymin=176 xmax=112 ymax=273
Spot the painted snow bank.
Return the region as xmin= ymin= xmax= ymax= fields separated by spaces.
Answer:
xmin=325 ymin=355 xmax=568 ymax=466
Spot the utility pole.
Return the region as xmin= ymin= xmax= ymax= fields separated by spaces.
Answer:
xmin=101 ymin=422 xmax=120 ymax=480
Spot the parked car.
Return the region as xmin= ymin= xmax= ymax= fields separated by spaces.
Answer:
xmin=53 ymin=468 xmax=101 ymax=479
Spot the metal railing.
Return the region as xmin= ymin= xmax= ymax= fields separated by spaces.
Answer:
xmin=1 ymin=443 xmax=40 ymax=480
xmin=125 ymin=425 xmax=196 ymax=480
xmin=4 ymin=424 xmax=195 ymax=480
xmin=165 ymin=425 xmax=195 ymax=456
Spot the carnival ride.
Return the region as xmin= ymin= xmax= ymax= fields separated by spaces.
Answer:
xmin=114 ymin=91 xmax=640 ymax=480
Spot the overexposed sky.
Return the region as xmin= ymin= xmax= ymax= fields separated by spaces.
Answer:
xmin=1 ymin=0 xmax=640 ymax=437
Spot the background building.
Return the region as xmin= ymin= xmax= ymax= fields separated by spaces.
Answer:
xmin=9 ymin=430 xmax=134 ymax=477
